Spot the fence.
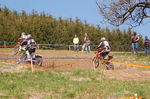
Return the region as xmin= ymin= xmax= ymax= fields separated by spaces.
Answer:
xmin=0 ymin=41 xmax=15 ymax=48
xmin=0 ymin=41 xmax=146 ymax=52
xmin=0 ymin=55 xmax=150 ymax=72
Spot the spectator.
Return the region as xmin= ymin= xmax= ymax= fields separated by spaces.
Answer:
xmin=82 ymin=33 xmax=91 ymax=53
xmin=131 ymin=32 xmax=140 ymax=54
xmin=144 ymin=36 xmax=150 ymax=55
xmin=73 ymin=34 xmax=79 ymax=51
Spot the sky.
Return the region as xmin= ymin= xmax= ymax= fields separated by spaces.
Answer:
xmin=0 ymin=0 xmax=150 ymax=38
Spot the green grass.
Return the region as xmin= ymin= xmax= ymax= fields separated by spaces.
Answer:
xmin=0 ymin=62 xmax=11 ymax=68
xmin=0 ymin=49 xmax=150 ymax=99
xmin=0 ymin=70 xmax=150 ymax=99
xmin=112 ymin=52 xmax=150 ymax=67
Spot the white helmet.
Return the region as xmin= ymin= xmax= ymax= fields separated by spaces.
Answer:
xmin=21 ymin=32 xmax=25 ymax=35
xmin=101 ymin=37 xmax=106 ymax=41
xmin=27 ymin=34 xmax=32 ymax=39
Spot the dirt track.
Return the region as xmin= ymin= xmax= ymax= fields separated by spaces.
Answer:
xmin=0 ymin=49 xmax=150 ymax=81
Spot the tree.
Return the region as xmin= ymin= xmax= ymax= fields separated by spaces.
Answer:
xmin=0 ymin=7 xmax=132 ymax=51
xmin=96 ymin=0 xmax=150 ymax=27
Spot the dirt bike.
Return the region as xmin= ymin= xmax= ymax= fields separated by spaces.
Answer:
xmin=19 ymin=48 xmax=43 ymax=66
xmin=92 ymin=49 xmax=114 ymax=70
xmin=13 ymin=42 xmax=21 ymax=55
xmin=13 ymin=39 xmax=25 ymax=55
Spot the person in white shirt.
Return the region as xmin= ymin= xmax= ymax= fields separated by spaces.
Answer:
xmin=19 ymin=32 xmax=28 ymax=51
xmin=26 ymin=34 xmax=37 ymax=60
xmin=97 ymin=37 xmax=111 ymax=59
xmin=20 ymin=32 xmax=27 ymax=39
xmin=73 ymin=34 xmax=79 ymax=51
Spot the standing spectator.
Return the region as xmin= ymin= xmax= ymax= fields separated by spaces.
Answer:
xmin=83 ymin=33 xmax=91 ymax=53
xmin=144 ymin=36 xmax=150 ymax=55
xmin=131 ymin=32 xmax=140 ymax=54
xmin=73 ymin=34 xmax=79 ymax=51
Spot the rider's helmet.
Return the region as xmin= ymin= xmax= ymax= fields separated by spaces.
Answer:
xmin=27 ymin=34 xmax=32 ymax=39
xmin=21 ymin=32 xmax=25 ymax=35
xmin=100 ymin=37 xmax=106 ymax=41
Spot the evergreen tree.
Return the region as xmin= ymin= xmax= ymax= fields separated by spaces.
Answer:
xmin=0 ymin=7 xmax=136 ymax=51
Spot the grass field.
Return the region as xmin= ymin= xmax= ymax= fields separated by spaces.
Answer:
xmin=0 ymin=48 xmax=150 ymax=99
xmin=0 ymin=70 xmax=150 ymax=99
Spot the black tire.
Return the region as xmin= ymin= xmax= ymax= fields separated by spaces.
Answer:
xmin=33 ymin=56 xmax=43 ymax=66
xmin=13 ymin=46 xmax=23 ymax=56
xmin=20 ymin=52 xmax=27 ymax=61
xmin=92 ymin=57 xmax=99 ymax=70
xmin=109 ymin=62 xmax=114 ymax=70
xmin=105 ymin=62 xmax=114 ymax=70
xmin=13 ymin=46 xmax=19 ymax=55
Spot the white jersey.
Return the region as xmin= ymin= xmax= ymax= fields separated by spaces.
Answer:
xmin=27 ymin=39 xmax=37 ymax=49
xmin=27 ymin=39 xmax=36 ymax=45
xmin=98 ymin=41 xmax=110 ymax=52
xmin=20 ymin=34 xmax=27 ymax=39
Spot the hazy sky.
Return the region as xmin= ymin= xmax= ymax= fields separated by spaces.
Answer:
xmin=1 ymin=0 xmax=150 ymax=38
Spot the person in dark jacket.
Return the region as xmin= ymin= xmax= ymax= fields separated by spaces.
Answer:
xmin=144 ymin=36 xmax=150 ymax=55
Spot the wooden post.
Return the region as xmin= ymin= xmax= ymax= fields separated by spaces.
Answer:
xmin=37 ymin=44 xmax=40 ymax=49
xmin=31 ymin=58 xmax=34 ymax=72
xmin=69 ymin=45 xmax=71 ymax=51
xmin=4 ymin=41 xmax=6 ymax=48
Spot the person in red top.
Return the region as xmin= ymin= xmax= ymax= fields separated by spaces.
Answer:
xmin=83 ymin=33 xmax=91 ymax=53
xmin=131 ymin=32 xmax=140 ymax=54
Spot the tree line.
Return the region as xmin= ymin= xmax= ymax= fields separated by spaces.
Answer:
xmin=0 ymin=7 xmax=143 ymax=51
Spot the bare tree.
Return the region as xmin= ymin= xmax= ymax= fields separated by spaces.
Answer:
xmin=96 ymin=0 xmax=150 ymax=27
